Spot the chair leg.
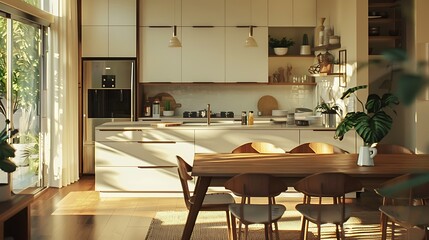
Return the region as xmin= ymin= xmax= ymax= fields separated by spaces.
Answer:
xmin=381 ymin=213 xmax=387 ymax=240
xmin=317 ymin=224 xmax=321 ymax=240
xmin=300 ymin=216 xmax=306 ymax=240
xmin=226 ymin=211 xmax=232 ymax=240
xmin=274 ymin=221 xmax=280 ymax=240
xmin=335 ymin=224 xmax=340 ymax=240
xmin=244 ymin=225 xmax=249 ymax=240
xmin=230 ymin=214 xmax=237 ymax=240
xmin=340 ymin=223 xmax=345 ymax=240
xmin=391 ymin=222 xmax=395 ymax=240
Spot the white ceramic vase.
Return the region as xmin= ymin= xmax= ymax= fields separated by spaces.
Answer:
xmin=274 ymin=48 xmax=288 ymax=56
xmin=357 ymin=146 xmax=377 ymax=166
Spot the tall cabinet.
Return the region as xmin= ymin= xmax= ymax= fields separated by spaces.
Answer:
xmin=82 ymin=0 xmax=137 ymax=57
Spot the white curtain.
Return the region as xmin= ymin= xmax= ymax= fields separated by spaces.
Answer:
xmin=45 ymin=0 xmax=79 ymax=188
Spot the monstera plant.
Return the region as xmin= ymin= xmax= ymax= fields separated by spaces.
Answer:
xmin=334 ymin=85 xmax=399 ymax=146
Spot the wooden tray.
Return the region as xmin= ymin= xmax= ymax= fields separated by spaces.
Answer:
xmin=257 ymin=95 xmax=278 ymax=116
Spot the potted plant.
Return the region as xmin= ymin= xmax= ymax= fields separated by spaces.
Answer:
xmin=300 ymin=33 xmax=311 ymax=55
xmin=0 ymin=119 xmax=18 ymax=201
xmin=268 ymin=36 xmax=295 ymax=55
xmin=334 ymin=85 xmax=399 ymax=166
xmin=315 ymin=101 xmax=340 ymax=128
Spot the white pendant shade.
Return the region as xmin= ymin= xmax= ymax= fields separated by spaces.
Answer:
xmin=169 ymin=25 xmax=182 ymax=48
xmin=245 ymin=26 xmax=257 ymax=47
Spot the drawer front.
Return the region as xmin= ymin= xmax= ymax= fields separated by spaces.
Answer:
xmin=95 ymin=141 xmax=195 ymax=166
xmin=95 ymin=166 xmax=188 ymax=192
xmin=195 ymin=129 xmax=300 ymax=153
xmin=96 ymin=129 xmax=194 ymax=141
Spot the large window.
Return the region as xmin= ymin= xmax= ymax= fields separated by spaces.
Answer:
xmin=0 ymin=14 xmax=43 ymax=192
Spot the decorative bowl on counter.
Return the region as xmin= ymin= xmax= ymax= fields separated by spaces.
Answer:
xmin=272 ymin=110 xmax=288 ymax=117
xmin=163 ymin=110 xmax=175 ymax=117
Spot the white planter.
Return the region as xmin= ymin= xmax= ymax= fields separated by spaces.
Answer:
xmin=274 ymin=47 xmax=288 ymax=56
xmin=357 ymin=146 xmax=377 ymax=166
xmin=0 ymin=183 xmax=11 ymax=202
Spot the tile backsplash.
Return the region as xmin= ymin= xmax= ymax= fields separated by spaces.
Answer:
xmin=143 ymin=84 xmax=317 ymax=117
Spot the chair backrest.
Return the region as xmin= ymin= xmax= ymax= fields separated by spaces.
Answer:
xmin=289 ymin=142 xmax=349 ymax=154
xmin=294 ymin=172 xmax=362 ymax=198
xmin=231 ymin=142 xmax=286 ymax=154
xmin=376 ymin=173 xmax=429 ymax=202
xmin=176 ymin=155 xmax=193 ymax=210
xmin=224 ymin=173 xmax=287 ymax=198
xmin=375 ymin=144 xmax=414 ymax=154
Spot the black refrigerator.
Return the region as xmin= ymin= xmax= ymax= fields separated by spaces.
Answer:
xmin=82 ymin=59 xmax=136 ymax=174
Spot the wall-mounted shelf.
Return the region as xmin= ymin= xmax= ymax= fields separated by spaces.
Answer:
xmin=312 ymin=43 xmax=341 ymax=51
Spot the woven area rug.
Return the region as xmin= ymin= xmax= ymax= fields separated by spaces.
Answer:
xmin=145 ymin=210 xmax=388 ymax=240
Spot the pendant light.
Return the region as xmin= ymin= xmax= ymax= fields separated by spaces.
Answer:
xmin=169 ymin=25 xmax=182 ymax=47
xmin=168 ymin=0 xmax=181 ymax=47
xmin=244 ymin=0 xmax=257 ymax=47
xmin=245 ymin=25 xmax=257 ymax=47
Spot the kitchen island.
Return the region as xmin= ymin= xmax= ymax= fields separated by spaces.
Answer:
xmin=95 ymin=120 xmax=357 ymax=196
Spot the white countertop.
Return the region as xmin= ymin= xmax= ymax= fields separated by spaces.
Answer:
xmin=95 ymin=120 xmax=335 ymax=131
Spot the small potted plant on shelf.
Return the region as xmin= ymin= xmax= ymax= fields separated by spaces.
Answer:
xmin=269 ymin=36 xmax=295 ymax=56
xmin=0 ymin=119 xmax=18 ymax=201
xmin=334 ymin=85 xmax=399 ymax=166
xmin=300 ymin=33 xmax=311 ymax=55
xmin=315 ymin=101 xmax=340 ymax=128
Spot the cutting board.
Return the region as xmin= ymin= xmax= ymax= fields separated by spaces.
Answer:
xmin=257 ymin=95 xmax=278 ymax=116
xmin=154 ymin=92 xmax=182 ymax=110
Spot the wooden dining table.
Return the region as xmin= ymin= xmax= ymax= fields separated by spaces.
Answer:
xmin=181 ymin=153 xmax=429 ymax=240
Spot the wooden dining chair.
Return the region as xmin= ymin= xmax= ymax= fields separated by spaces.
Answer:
xmin=288 ymin=142 xmax=349 ymax=154
xmin=375 ymin=173 xmax=429 ymax=240
xmin=374 ymin=144 xmax=414 ymax=154
xmin=224 ymin=173 xmax=288 ymax=240
xmin=294 ymin=172 xmax=362 ymax=240
xmin=176 ymin=156 xmax=236 ymax=240
xmin=231 ymin=142 xmax=285 ymax=154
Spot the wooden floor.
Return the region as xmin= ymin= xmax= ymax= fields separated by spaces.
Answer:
xmin=30 ymin=175 xmax=384 ymax=240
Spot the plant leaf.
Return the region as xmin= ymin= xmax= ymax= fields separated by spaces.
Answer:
xmin=0 ymin=158 xmax=17 ymax=173
xmin=396 ymin=73 xmax=427 ymax=105
xmin=340 ymin=85 xmax=367 ymax=99
xmin=381 ymin=49 xmax=408 ymax=63
xmin=366 ymin=94 xmax=382 ymax=113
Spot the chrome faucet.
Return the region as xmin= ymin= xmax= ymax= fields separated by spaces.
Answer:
xmin=207 ymin=104 xmax=211 ymax=125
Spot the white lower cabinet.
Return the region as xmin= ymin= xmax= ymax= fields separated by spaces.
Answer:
xmin=299 ymin=129 xmax=357 ymax=153
xmin=95 ymin=129 xmax=194 ymax=193
xmin=195 ymin=129 xmax=300 ymax=153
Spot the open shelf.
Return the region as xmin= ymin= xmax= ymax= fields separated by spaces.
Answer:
xmin=312 ymin=43 xmax=341 ymax=51
xmin=140 ymin=82 xmax=317 ymax=86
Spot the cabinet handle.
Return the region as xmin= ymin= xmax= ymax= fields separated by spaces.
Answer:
xmin=99 ymin=129 xmax=142 ymax=132
xmin=138 ymin=166 xmax=177 ymax=169
xmin=148 ymin=26 xmax=172 ymax=28
xmin=236 ymin=25 xmax=258 ymax=28
xmin=137 ymin=141 xmax=177 ymax=144
xmin=192 ymin=26 xmax=214 ymax=28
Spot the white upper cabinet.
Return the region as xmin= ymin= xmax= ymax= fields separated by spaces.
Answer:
xmin=109 ymin=0 xmax=136 ymax=26
xmin=82 ymin=0 xmax=108 ymax=25
xmin=225 ymin=0 xmax=268 ymax=27
xmin=182 ymin=0 xmax=225 ymax=26
xmin=140 ymin=0 xmax=181 ymax=26
xmin=268 ymin=0 xmax=316 ymax=27
xmin=82 ymin=0 xmax=136 ymax=57
xmin=181 ymin=27 xmax=225 ymax=82
xmin=140 ymin=27 xmax=182 ymax=83
xmin=225 ymin=27 xmax=268 ymax=82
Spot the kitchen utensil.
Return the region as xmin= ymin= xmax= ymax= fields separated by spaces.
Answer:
xmin=272 ymin=110 xmax=288 ymax=117
xmin=163 ymin=110 xmax=175 ymax=117
xmin=257 ymin=95 xmax=278 ymax=116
